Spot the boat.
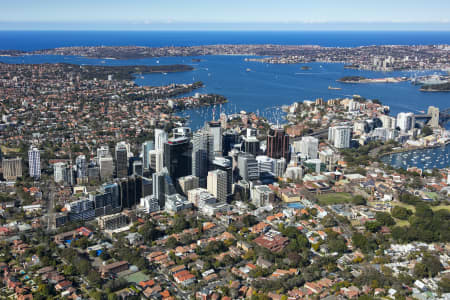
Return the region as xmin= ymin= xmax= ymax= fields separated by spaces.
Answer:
xmin=162 ymin=72 xmax=168 ymax=75
xmin=328 ymin=86 xmax=342 ymax=90
xmin=246 ymin=68 xmax=251 ymax=72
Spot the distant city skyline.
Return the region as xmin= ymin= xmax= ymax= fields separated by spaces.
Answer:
xmin=1 ymin=0 xmax=450 ymax=31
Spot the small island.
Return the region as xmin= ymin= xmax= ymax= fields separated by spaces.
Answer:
xmin=420 ymin=82 xmax=450 ymax=92
xmin=337 ymin=76 xmax=368 ymax=83
xmin=300 ymin=66 xmax=311 ymax=70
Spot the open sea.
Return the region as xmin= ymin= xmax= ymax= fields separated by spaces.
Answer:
xmin=1 ymin=30 xmax=449 ymax=169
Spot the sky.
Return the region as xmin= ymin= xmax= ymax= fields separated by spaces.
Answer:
xmin=1 ymin=0 xmax=450 ymax=30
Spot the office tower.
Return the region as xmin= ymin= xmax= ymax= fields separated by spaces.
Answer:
xmin=132 ymin=160 xmax=143 ymax=176
xmin=53 ymin=162 xmax=66 ymax=183
xmin=163 ymin=137 xmax=192 ymax=181
xmin=192 ymin=130 xmax=212 ymax=187
xmin=140 ymin=195 xmax=160 ymax=213
xmin=207 ymin=169 xmax=227 ymax=203
xmin=256 ymin=155 xmax=274 ymax=173
xmin=237 ymin=153 xmax=259 ymax=181
xmin=448 ymin=170 xmax=450 ymax=185
xmin=274 ymin=158 xmax=286 ymax=177
xmin=328 ymin=125 xmax=352 ymax=149
xmin=267 ymin=126 xmax=290 ymax=161
xmin=99 ymin=155 xmax=114 ymax=180
xmin=28 ymin=147 xmax=41 ymax=180
xmin=87 ymin=165 xmax=100 ymax=182
xmin=76 ymin=155 xmax=88 ymax=183
xmin=396 ymin=112 xmax=415 ymax=132
xmin=222 ymin=130 xmax=240 ymax=156
xmin=97 ymin=145 xmax=110 ymax=159
xmin=115 ymin=142 xmax=129 ymax=178
xmin=206 ymin=121 xmax=223 ymax=158
xmin=152 ymin=168 xmax=176 ymax=209
xmin=299 ymin=136 xmax=319 ymax=159
xmin=178 ymin=175 xmax=199 ymax=195
xmin=154 ymin=128 xmax=168 ymax=152
xmin=212 ymin=157 xmax=233 ymax=198
xmin=63 ymin=165 xmax=75 ymax=186
xmin=149 ymin=149 xmax=163 ymax=173
xmin=2 ymin=157 xmax=22 ymax=181
xmin=141 ymin=141 xmax=154 ymax=170
xmin=118 ymin=176 xmax=142 ymax=209
xmin=103 ymin=182 xmax=121 ymax=209
xmin=427 ymin=106 xmax=440 ymax=128
xmin=242 ymin=135 xmax=260 ymax=156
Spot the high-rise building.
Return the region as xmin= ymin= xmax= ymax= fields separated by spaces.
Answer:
xmin=99 ymin=155 xmax=114 ymax=180
xmin=427 ymin=106 xmax=440 ymax=128
xmin=141 ymin=141 xmax=154 ymax=170
xmin=206 ymin=121 xmax=223 ymax=158
xmin=192 ymin=130 xmax=212 ymax=187
xmin=242 ymin=136 xmax=260 ymax=156
xmin=212 ymin=157 xmax=233 ymax=198
xmin=328 ymin=126 xmax=352 ymax=149
xmin=132 ymin=160 xmax=143 ymax=176
xmin=54 ymin=162 xmax=66 ymax=183
xmin=163 ymin=137 xmax=192 ymax=181
xmin=274 ymin=158 xmax=287 ymax=177
xmin=222 ymin=130 xmax=240 ymax=156
xmin=256 ymin=155 xmax=274 ymax=174
xmin=97 ymin=145 xmax=110 ymax=159
xmin=178 ymin=175 xmax=199 ymax=195
xmin=380 ymin=115 xmax=397 ymax=130
xmin=299 ymin=136 xmax=319 ymax=159
xmin=207 ymin=170 xmax=227 ymax=203
xmin=251 ymin=185 xmax=275 ymax=207
xmin=172 ymin=127 xmax=191 ymax=138
xmin=115 ymin=142 xmax=129 ymax=178
xmin=2 ymin=157 xmax=22 ymax=181
xmin=149 ymin=149 xmax=163 ymax=173
xmin=28 ymin=147 xmax=41 ymax=180
xmin=152 ymin=168 xmax=176 ymax=209
xmin=63 ymin=165 xmax=75 ymax=186
xmin=154 ymin=128 xmax=168 ymax=152
xmin=267 ymin=127 xmax=290 ymax=161
xmin=396 ymin=112 xmax=415 ymax=132
xmin=76 ymin=155 xmax=88 ymax=182
xmin=237 ymin=153 xmax=259 ymax=181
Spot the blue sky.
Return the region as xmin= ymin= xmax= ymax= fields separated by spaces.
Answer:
xmin=1 ymin=0 xmax=450 ymax=30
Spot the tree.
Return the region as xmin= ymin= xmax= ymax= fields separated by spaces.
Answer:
xmin=438 ymin=276 xmax=450 ymax=293
xmin=375 ymin=212 xmax=395 ymax=226
xmin=352 ymin=195 xmax=366 ymax=206
xmin=166 ymin=237 xmax=178 ymax=249
xmin=414 ymin=253 xmax=443 ymax=278
xmin=365 ymin=221 xmax=382 ymax=233
xmin=391 ymin=206 xmax=412 ymax=220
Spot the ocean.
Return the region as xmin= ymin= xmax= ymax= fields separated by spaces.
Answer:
xmin=1 ymin=30 xmax=450 ymax=50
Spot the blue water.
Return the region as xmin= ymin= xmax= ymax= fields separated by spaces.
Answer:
xmin=287 ymin=203 xmax=305 ymax=209
xmin=381 ymin=144 xmax=450 ymax=170
xmin=1 ymin=31 xmax=450 ymax=51
xmin=1 ymin=54 xmax=448 ymax=129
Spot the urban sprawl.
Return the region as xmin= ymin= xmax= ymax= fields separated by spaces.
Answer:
xmin=0 ymin=56 xmax=449 ymax=300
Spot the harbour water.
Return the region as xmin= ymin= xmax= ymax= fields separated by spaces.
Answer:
xmin=1 ymin=55 xmax=448 ymax=130
xmin=381 ymin=144 xmax=450 ymax=170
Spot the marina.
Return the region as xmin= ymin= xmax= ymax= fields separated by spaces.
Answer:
xmin=381 ymin=144 xmax=450 ymax=170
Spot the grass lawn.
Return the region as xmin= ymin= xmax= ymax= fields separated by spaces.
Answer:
xmin=317 ymin=192 xmax=353 ymax=205
xmin=122 ymin=271 xmax=150 ymax=284
xmin=393 ymin=202 xmax=450 ymax=212
xmin=394 ymin=218 xmax=409 ymax=227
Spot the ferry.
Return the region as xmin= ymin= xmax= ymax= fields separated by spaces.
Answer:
xmin=328 ymin=86 xmax=342 ymax=90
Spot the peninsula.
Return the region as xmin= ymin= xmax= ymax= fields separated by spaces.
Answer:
xmin=1 ymin=44 xmax=449 ymax=71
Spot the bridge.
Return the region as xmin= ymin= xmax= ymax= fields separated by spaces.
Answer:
xmin=414 ymin=107 xmax=450 ymax=127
